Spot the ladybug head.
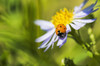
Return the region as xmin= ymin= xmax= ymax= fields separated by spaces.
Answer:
xmin=57 ymin=30 xmax=66 ymax=38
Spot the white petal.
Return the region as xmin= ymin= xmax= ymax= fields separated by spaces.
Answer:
xmin=35 ymin=28 xmax=55 ymax=42
xmin=57 ymin=39 xmax=63 ymax=46
xmin=51 ymin=36 xmax=59 ymax=49
xmin=44 ymin=33 xmax=57 ymax=52
xmin=57 ymin=34 xmax=67 ymax=47
xmin=73 ymin=19 xmax=96 ymax=23
xmin=59 ymin=34 xmax=68 ymax=48
xmin=53 ymin=36 xmax=59 ymax=43
xmin=70 ymin=23 xmax=81 ymax=30
xmin=34 ymin=20 xmax=54 ymax=31
xmin=72 ymin=21 xmax=86 ymax=28
xmin=74 ymin=11 xmax=89 ymax=18
xmin=51 ymin=43 xmax=54 ymax=49
xmin=73 ymin=8 xmax=98 ymax=18
xmin=74 ymin=0 xmax=88 ymax=13
xmin=66 ymin=24 xmax=71 ymax=33
xmin=74 ymin=7 xmax=80 ymax=14
xmin=52 ymin=36 xmax=59 ymax=49
xmin=38 ymin=36 xmax=52 ymax=49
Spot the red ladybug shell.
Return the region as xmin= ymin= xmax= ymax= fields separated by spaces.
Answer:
xmin=56 ymin=24 xmax=66 ymax=35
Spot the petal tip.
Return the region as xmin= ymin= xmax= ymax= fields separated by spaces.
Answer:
xmin=35 ymin=39 xmax=40 ymax=42
xmin=34 ymin=20 xmax=38 ymax=25
xmin=38 ymin=47 xmax=40 ymax=49
xmin=44 ymin=49 xmax=47 ymax=52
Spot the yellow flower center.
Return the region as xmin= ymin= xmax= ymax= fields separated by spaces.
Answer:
xmin=51 ymin=8 xmax=74 ymax=27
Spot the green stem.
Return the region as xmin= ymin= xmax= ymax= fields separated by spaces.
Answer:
xmin=70 ymin=30 xmax=83 ymax=45
xmin=70 ymin=30 xmax=92 ymax=52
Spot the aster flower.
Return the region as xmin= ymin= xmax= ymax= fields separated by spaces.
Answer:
xmin=35 ymin=0 xmax=98 ymax=52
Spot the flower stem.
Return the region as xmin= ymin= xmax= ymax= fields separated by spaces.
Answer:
xmin=70 ymin=30 xmax=83 ymax=45
xmin=70 ymin=30 xmax=93 ymax=52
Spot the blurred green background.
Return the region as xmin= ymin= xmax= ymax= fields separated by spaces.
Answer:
xmin=0 ymin=0 xmax=100 ymax=66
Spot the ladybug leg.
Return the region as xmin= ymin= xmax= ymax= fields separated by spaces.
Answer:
xmin=61 ymin=33 xmax=66 ymax=38
xmin=58 ymin=31 xmax=66 ymax=38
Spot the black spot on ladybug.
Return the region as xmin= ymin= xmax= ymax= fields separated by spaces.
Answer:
xmin=58 ymin=30 xmax=60 ymax=33
xmin=60 ymin=26 xmax=62 ymax=27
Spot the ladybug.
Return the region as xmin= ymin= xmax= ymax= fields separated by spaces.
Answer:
xmin=56 ymin=24 xmax=67 ymax=38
